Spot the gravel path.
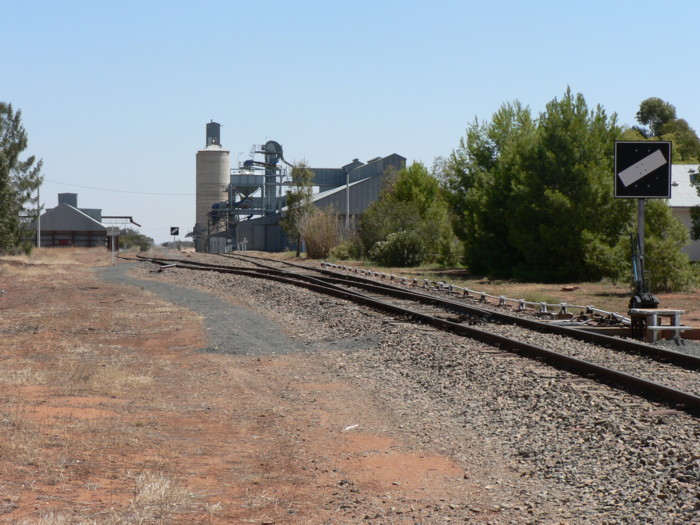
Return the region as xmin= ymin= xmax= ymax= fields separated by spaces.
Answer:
xmin=97 ymin=263 xmax=303 ymax=356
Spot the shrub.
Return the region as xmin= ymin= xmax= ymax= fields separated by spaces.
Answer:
xmin=298 ymin=208 xmax=342 ymax=259
xmin=329 ymin=239 xmax=363 ymax=261
xmin=436 ymin=233 xmax=463 ymax=267
xmin=369 ymin=231 xmax=426 ymax=267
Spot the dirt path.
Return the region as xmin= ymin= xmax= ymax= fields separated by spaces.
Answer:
xmin=0 ymin=250 xmax=508 ymax=523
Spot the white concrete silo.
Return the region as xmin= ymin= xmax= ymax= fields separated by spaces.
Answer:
xmin=195 ymin=122 xmax=230 ymax=250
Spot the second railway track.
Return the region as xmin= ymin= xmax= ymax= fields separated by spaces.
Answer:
xmin=132 ymin=252 xmax=700 ymax=416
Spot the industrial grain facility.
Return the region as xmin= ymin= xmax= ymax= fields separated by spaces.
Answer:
xmin=192 ymin=122 xmax=405 ymax=252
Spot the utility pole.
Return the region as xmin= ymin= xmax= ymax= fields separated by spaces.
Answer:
xmin=345 ymin=170 xmax=350 ymax=230
xmin=36 ymin=184 xmax=41 ymax=248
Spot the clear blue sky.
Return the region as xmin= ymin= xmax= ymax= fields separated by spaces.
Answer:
xmin=4 ymin=0 xmax=699 ymax=243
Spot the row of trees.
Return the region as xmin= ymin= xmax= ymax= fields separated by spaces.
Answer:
xmin=440 ymin=90 xmax=697 ymax=289
xmin=283 ymin=90 xmax=699 ymax=292
xmin=5 ymin=93 xmax=699 ymax=291
xmin=281 ymin=161 xmax=461 ymax=266
xmin=119 ymin=228 xmax=154 ymax=251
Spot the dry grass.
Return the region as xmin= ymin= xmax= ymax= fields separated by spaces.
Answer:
xmin=1 ymin=247 xmax=110 ymax=266
xmin=48 ymin=343 xmax=154 ymax=398
xmin=15 ymin=471 xmax=214 ymax=524
xmin=299 ymin=209 xmax=344 ymax=259
xmin=0 ymin=360 xmax=47 ymax=385
xmin=0 ymin=248 xmax=105 ymax=279
xmin=0 ymin=402 xmax=45 ymax=465
xmin=0 ymin=249 xmax=219 ymax=521
xmin=17 ymin=514 xmax=99 ymax=525
xmin=0 ymin=364 xmax=147 ymax=474
xmin=129 ymin=471 xmax=197 ymax=516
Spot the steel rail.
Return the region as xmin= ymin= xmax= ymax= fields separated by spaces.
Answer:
xmin=228 ymin=252 xmax=629 ymax=321
xmin=321 ymin=274 xmax=700 ymax=369
xmin=140 ymin=253 xmax=700 ymax=369
xmin=135 ymin=254 xmax=700 ymax=415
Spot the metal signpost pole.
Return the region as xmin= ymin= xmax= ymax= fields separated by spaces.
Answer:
xmin=614 ymin=141 xmax=672 ymax=310
xmin=107 ymin=227 xmax=118 ymax=266
xmin=170 ymin=227 xmax=179 ymax=251
xmin=638 ymin=199 xmax=645 ymax=260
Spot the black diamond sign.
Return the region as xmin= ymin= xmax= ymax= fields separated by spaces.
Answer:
xmin=614 ymin=141 xmax=672 ymax=198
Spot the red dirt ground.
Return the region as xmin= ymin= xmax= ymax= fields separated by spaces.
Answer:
xmin=0 ymin=249 xmax=507 ymax=523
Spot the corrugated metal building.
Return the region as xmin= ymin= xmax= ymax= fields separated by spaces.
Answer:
xmin=312 ymin=154 xmax=406 ymax=215
xmin=232 ymin=214 xmax=288 ymax=252
xmin=234 ymin=153 xmax=406 ymax=252
xmin=25 ymin=193 xmax=107 ymax=247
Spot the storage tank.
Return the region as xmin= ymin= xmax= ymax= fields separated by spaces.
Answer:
xmin=206 ymin=121 xmax=221 ymax=146
xmin=195 ymin=122 xmax=230 ymax=240
xmin=230 ymin=172 xmax=265 ymax=198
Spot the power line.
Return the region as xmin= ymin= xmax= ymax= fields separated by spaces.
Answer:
xmin=45 ymin=178 xmax=194 ymax=196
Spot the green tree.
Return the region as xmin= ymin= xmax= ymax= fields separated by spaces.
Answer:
xmin=444 ymin=101 xmax=536 ymax=275
xmin=659 ymin=118 xmax=700 ymax=162
xmin=633 ymin=97 xmax=700 ymax=162
xmin=509 ymin=89 xmax=632 ymax=281
xmin=635 ymin=97 xmax=676 ymax=138
xmin=360 ymin=162 xmax=459 ymax=267
xmin=634 ymin=97 xmax=700 ymax=254
xmin=281 ymin=161 xmax=314 ymax=256
xmin=0 ymin=103 xmax=43 ymax=251
xmin=644 ymin=200 xmax=696 ymax=291
xmin=119 ymin=228 xmax=154 ymax=252
xmin=446 ymin=89 xmax=634 ymax=282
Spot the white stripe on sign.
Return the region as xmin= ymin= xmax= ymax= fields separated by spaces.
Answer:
xmin=618 ymin=149 xmax=667 ymax=187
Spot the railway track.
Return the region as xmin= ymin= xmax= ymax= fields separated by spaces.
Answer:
xmin=132 ymin=252 xmax=700 ymax=416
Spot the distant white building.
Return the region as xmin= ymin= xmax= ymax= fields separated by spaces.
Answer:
xmin=667 ymin=164 xmax=700 ymax=260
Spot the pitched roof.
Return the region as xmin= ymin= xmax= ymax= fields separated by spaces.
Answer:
xmin=31 ymin=203 xmax=107 ymax=232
